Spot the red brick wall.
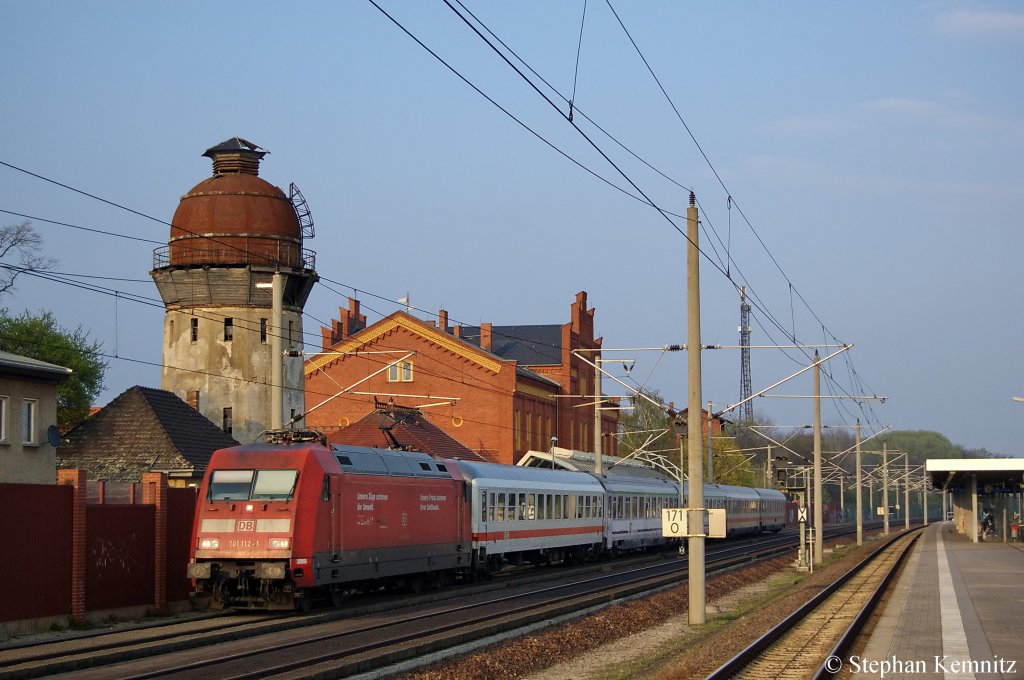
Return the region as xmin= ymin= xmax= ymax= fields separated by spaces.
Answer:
xmin=306 ymin=319 xmax=521 ymax=464
xmin=307 ymin=293 xmax=618 ymax=465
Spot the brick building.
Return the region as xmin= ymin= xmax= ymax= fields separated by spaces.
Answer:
xmin=304 ymin=291 xmax=618 ymax=465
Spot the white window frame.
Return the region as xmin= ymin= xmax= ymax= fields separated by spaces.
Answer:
xmin=0 ymin=395 xmax=8 ymax=443
xmin=387 ymin=360 xmax=414 ymax=382
xmin=22 ymin=398 xmax=37 ymax=445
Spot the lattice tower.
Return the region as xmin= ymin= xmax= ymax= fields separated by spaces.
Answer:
xmin=739 ymin=287 xmax=753 ymax=422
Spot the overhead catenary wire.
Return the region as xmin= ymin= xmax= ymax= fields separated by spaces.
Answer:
xmin=1 ymin=5 xmax=883 ymax=433
xmin=432 ymin=0 xmax=880 ymax=429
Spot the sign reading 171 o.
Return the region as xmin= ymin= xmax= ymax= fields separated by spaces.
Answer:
xmin=661 ymin=508 xmax=727 ymax=538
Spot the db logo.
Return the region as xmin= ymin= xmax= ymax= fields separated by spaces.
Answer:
xmin=237 ymin=520 xmax=256 ymax=532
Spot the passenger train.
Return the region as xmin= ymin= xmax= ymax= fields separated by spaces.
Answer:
xmin=187 ymin=433 xmax=786 ymax=610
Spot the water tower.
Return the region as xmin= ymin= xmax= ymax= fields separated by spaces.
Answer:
xmin=151 ymin=137 xmax=318 ymax=443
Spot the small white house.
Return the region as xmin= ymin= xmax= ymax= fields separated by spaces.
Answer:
xmin=0 ymin=351 xmax=71 ymax=484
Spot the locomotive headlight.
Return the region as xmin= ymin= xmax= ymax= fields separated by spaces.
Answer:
xmin=199 ymin=538 xmax=220 ymax=550
xmin=269 ymin=538 xmax=290 ymax=549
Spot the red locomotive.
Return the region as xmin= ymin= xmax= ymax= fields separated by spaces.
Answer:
xmin=188 ymin=431 xmax=470 ymax=610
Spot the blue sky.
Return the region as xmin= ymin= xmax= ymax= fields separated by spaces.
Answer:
xmin=2 ymin=2 xmax=1022 ymax=454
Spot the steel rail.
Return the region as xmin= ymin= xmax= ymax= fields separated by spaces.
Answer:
xmin=705 ymin=528 xmax=921 ymax=680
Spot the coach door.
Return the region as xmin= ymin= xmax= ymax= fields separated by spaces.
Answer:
xmin=479 ymin=490 xmax=488 ymax=546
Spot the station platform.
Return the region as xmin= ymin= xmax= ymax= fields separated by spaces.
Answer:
xmin=857 ymin=522 xmax=1024 ymax=679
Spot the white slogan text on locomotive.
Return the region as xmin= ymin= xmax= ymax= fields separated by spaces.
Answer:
xmin=356 ymin=492 xmax=389 ymax=511
xmin=420 ymin=494 xmax=447 ymax=511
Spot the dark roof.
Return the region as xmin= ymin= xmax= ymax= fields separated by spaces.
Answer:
xmin=0 ymin=350 xmax=72 ymax=382
xmin=57 ymin=386 xmax=238 ymax=482
xmin=329 ymin=406 xmax=490 ymax=462
xmin=203 ymin=136 xmax=267 ymax=158
xmin=461 ymin=324 xmax=563 ymax=366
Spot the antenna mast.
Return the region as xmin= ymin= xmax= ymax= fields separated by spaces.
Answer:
xmin=739 ymin=287 xmax=753 ymax=422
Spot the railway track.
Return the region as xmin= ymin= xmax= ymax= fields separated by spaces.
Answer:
xmin=0 ymin=523 xmax=881 ymax=680
xmin=706 ymin=528 xmax=921 ymax=680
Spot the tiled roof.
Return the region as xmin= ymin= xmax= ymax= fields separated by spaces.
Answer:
xmin=329 ymin=406 xmax=490 ymax=462
xmin=57 ymin=386 xmax=238 ymax=482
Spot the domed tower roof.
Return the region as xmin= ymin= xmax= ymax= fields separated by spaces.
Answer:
xmin=166 ymin=137 xmax=304 ymax=269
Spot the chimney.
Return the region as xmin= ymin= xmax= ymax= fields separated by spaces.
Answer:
xmin=203 ymin=137 xmax=268 ymax=176
xmin=439 ymin=309 xmax=449 ymax=333
xmin=186 ymin=389 xmax=200 ymax=412
xmin=453 ymin=324 xmax=462 ymax=339
xmin=480 ymin=323 xmax=492 ymax=352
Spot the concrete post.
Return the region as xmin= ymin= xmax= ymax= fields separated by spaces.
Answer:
xmin=594 ymin=354 xmax=602 ymax=474
xmin=706 ymin=400 xmax=713 ymax=483
xmin=271 ymin=270 xmax=284 ymax=430
xmin=904 ymin=454 xmax=910 ymax=531
xmin=813 ymin=351 xmax=822 ymax=564
xmin=883 ymin=444 xmax=890 ymax=536
xmin=922 ymin=467 xmax=928 ymax=526
xmin=972 ymin=474 xmax=978 ymax=543
xmin=855 ymin=420 xmax=862 ymax=546
xmin=686 ymin=192 xmax=705 ymax=625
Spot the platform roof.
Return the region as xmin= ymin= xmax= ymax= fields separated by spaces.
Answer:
xmin=926 ymin=458 xmax=1024 ymax=493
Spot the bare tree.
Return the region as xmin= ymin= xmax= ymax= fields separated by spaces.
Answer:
xmin=0 ymin=222 xmax=54 ymax=296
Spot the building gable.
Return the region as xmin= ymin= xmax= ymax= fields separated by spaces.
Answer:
xmin=306 ymin=312 xmax=504 ymax=376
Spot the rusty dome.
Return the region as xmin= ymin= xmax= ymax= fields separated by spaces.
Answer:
xmin=167 ymin=137 xmax=303 ymax=269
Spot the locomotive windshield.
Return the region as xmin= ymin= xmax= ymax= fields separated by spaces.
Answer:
xmin=208 ymin=469 xmax=299 ymax=501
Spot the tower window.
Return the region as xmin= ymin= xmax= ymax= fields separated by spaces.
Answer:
xmin=190 ymin=318 xmax=198 ymax=342
xmin=224 ymin=318 xmax=233 ymax=342
xmin=222 ymin=407 xmax=232 ymax=435
xmin=387 ymin=360 xmax=413 ymax=382
xmin=260 ymin=318 xmax=268 ymax=343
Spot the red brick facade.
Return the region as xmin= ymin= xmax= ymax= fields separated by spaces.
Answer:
xmin=304 ymin=292 xmax=618 ymax=465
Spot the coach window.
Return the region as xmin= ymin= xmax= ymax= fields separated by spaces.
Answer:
xmin=496 ymin=493 xmax=505 ymax=522
xmin=555 ymin=495 xmax=563 ymax=520
xmin=526 ymin=494 xmax=536 ymax=520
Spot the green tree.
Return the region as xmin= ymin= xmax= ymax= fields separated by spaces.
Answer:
xmin=0 ymin=309 xmax=106 ymax=430
xmin=617 ymin=388 xmax=673 ymax=457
